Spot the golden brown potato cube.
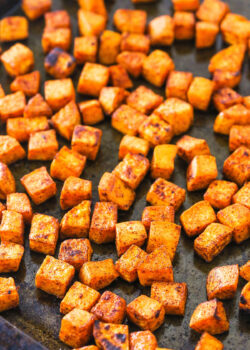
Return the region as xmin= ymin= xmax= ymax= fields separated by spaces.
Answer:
xmin=148 ymin=15 xmax=174 ymax=46
xmin=240 ymin=261 xmax=250 ymax=281
xmin=128 ymin=86 xmax=163 ymax=115
xmin=213 ymin=87 xmax=243 ymax=112
xmin=196 ymin=22 xmax=219 ymax=49
xmin=6 ymin=193 xmax=32 ymax=224
xmin=0 ymin=16 xmax=28 ymax=42
xmin=98 ymin=172 xmax=135 ymax=211
xmin=217 ymin=203 xmax=250 ymax=244
xmin=189 ymin=299 xmax=229 ymax=334
xmin=42 ymin=27 xmax=72 ymax=53
xmin=207 ymin=264 xmax=239 ymax=300
xmin=0 ymin=135 xmax=25 ymax=165
xmin=79 ymin=259 xmax=118 ymax=290
xmin=59 ymin=239 xmax=93 ymax=271
xmin=79 ymin=100 xmax=104 ymax=126
xmin=194 ymin=223 xmax=233 ymax=262
xmin=50 ymin=146 xmax=86 ymax=182
xmin=119 ymin=135 xmax=150 ymax=160
xmin=138 ymin=245 xmax=174 ymax=286
xmin=212 ymin=70 xmax=242 ymax=91
xmin=89 ymin=202 xmax=117 ymax=244
xmin=28 ymin=130 xmax=58 ymax=161
xmin=115 ymin=221 xmax=147 ymax=257
xmin=10 ymin=71 xmax=40 ymax=97
xmin=35 ymin=255 xmax=75 ymax=298
xmin=7 ymin=117 xmax=50 ymax=143
xmin=142 ymin=205 xmax=175 ymax=231
xmin=1 ymin=43 xmax=34 ymax=77
xmin=113 ymin=153 xmax=149 ymax=190
xmin=0 ymin=91 xmax=26 ymax=122
xmin=223 ymin=146 xmax=250 ymax=186
xmin=172 ymin=0 xmax=200 ymax=11
xmin=127 ymin=295 xmax=165 ymax=331
xmin=99 ymin=30 xmax=121 ymax=65
xmin=21 ymin=0 xmax=51 ymax=20
xmin=180 ymin=200 xmax=216 ymax=237
xmin=130 ymin=331 xmax=157 ymax=350
xmin=116 ymin=51 xmax=146 ymax=78
xmin=29 ymin=214 xmax=59 ymax=255
xmin=21 ymin=166 xmax=56 ymax=205
xmin=78 ymin=0 xmax=107 ymax=19
xmin=233 ymin=182 xmax=250 ymax=209
xmin=195 ymin=332 xmax=224 ymax=350
xmin=45 ymin=10 xmax=71 ymax=29
xmin=139 ymin=115 xmax=174 ymax=147
xmin=151 ymin=282 xmax=187 ymax=316
xmin=114 ymin=9 xmax=147 ymax=34
xmin=44 ymin=48 xmax=76 ymax=79
xmin=0 ymin=242 xmax=24 ymax=273
xmin=147 ymin=178 xmax=185 ymax=211
xmin=60 ymin=200 xmax=91 ymax=239
xmin=166 ymin=71 xmax=193 ymax=101
xmin=174 ymin=11 xmax=195 ymax=40
xmin=188 ymin=77 xmax=214 ymax=110
xmin=60 ymin=281 xmax=100 ymax=314
xmin=99 ymin=87 xmax=126 ymax=116
xmin=243 ymin=95 xmax=250 ymax=109
xmin=71 ymin=125 xmax=102 ymax=161
xmin=74 ymin=36 xmax=97 ymax=65
xmin=0 ymin=202 xmax=6 ymax=221
xmin=196 ymin=0 xmax=229 ymax=24
xmin=93 ymin=320 xmax=129 ymax=350
xmin=208 ymin=44 xmax=245 ymax=74
xmin=229 ymin=125 xmax=250 ymax=152
xmin=177 ymin=135 xmax=210 ymax=163
xmin=120 ymin=33 xmax=150 ymax=55
xmin=204 ymin=180 xmax=238 ymax=210
xmin=109 ymin=65 xmax=133 ymax=89
xmin=221 ymin=13 xmax=250 ymax=45
xmin=59 ymin=308 xmax=95 ymax=348
xmin=0 ymin=210 xmax=24 ymax=245
xmin=23 ymin=93 xmax=52 ymax=119
xmin=239 ymin=281 xmax=250 ymax=312
xmin=78 ymin=62 xmax=109 ymax=97
xmin=60 ymin=177 xmax=92 ymax=211
xmin=44 ymin=78 xmax=75 ymax=112
xmin=0 ymin=162 xmax=15 ymax=200
xmin=151 ymin=145 xmax=177 ymax=180
xmin=115 ymin=245 xmax=147 ymax=283
xmin=187 ymin=155 xmax=218 ymax=191
xmin=0 ymin=277 xmax=19 ymax=312
xmin=112 ymin=104 xmax=147 ymax=136
xmin=78 ymin=9 xmax=106 ymax=37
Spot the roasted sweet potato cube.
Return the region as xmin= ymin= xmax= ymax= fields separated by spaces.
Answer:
xmin=196 ymin=22 xmax=219 ymax=49
xmin=229 ymin=125 xmax=250 ymax=151
xmin=166 ymin=71 xmax=193 ymax=101
xmin=42 ymin=27 xmax=72 ymax=53
xmin=187 ymin=155 xmax=218 ymax=191
xmin=1 ymin=43 xmax=34 ymax=77
xmin=208 ymin=44 xmax=245 ymax=74
xmin=189 ymin=299 xmax=229 ymax=334
xmin=240 ymin=261 xmax=250 ymax=281
xmin=217 ymin=203 xmax=250 ymax=244
xmin=116 ymin=51 xmax=146 ymax=78
xmin=239 ymin=281 xmax=250 ymax=312
xmin=188 ymin=77 xmax=214 ymax=110
xmin=120 ymin=33 xmax=150 ymax=54
xmin=59 ymin=239 xmax=93 ymax=271
xmin=0 ymin=202 xmax=6 ymax=221
xmin=196 ymin=0 xmax=229 ymax=25
xmin=44 ymin=78 xmax=75 ymax=112
xmin=78 ymin=0 xmax=107 ymax=19
xmin=21 ymin=166 xmax=56 ymax=205
xmin=139 ymin=115 xmax=174 ymax=147
xmin=114 ymin=9 xmax=147 ymax=34
xmin=73 ymin=346 xmax=98 ymax=350
xmin=44 ymin=10 xmax=71 ymax=29
xmin=50 ymin=146 xmax=86 ymax=181
xmin=23 ymin=93 xmax=52 ymax=118
xmin=151 ymin=145 xmax=177 ymax=180
xmin=59 ymin=308 xmax=95 ymax=348
xmin=60 ymin=177 xmax=92 ymax=211
xmin=147 ymin=178 xmax=186 ymax=211
xmin=206 ymin=265 xmax=239 ymax=300
xmin=130 ymin=331 xmax=157 ymax=350
xmin=71 ymin=125 xmax=102 ymax=161
xmin=79 ymin=259 xmax=118 ymax=290
xmin=60 ymin=200 xmax=91 ymax=239
xmin=194 ymin=223 xmax=233 ymax=262
xmin=0 ymin=16 xmax=28 ymax=42
xmin=151 ymin=282 xmax=187 ymax=315
xmin=78 ymin=9 xmax=106 ymax=37
xmin=233 ymin=182 xmax=250 ymax=209
xmin=99 ymin=87 xmax=126 ymax=116
xmin=0 ymin=210 xmax=24 ymax=245
xmin=89 ymin=202 xmax=117 ymax=244
xmin=223 ymin=146 xmax=250 ymax=186
xmin=0 ymin=242 xmax=24 ymax=273
xmin=119 ymin=135 xmax=150 ymax=160
xmin=0 ymin=277 xmax=19 ymax=312
xmin=0 ymin=85 xmax=5 ymax=99
xmin=44 ymin=48 xmax=76 ymax=79
xmin=127 ymin=295 xmax=165 ymax=331
xmin=195 ymin=332 xmax=224 ymax=350
xmin=93 ymin=321 xmax=129 ymax=350
xmin=98 ymin=172 xmax=135 ymax=211
xmin=127 ymin=86 xmax=163 ymax=115
xmin=148 ymin=15 xmax=174 ymax=46
xmin=0 ymin=91 xmax=26 ymax=122
xmin=142 ymin=205 xmax=175 ymax=231
xmin=78 ymin=63 xmax=109 ymax=97
xmin=111 ymin=105 xmax=147 ymax=136
xmin=10 ymin=71 xmax=40 ymax=97
xmin=204 ymin=180 xmax=238 ymax=209
xmin=7 ymin=117 xmax=50 ymax=143
xmin=99 ymin=30 xmax=121 ymax=65
xmin=174 ymin=11 xmax=195 ymax=40
xmin=79 ymin=100 xmax=104 ymax=126
xmin=212 ymin=70 xmax=242 ymax=91
xmin=243 ymin=95 xmax=250 ymax=109
xmin=172 ymin=0 xmax=200 ymax=11
xmin=28 ymin=130 xmax=58 ymax=161
xmin=74 ymin=36 xmax=97 ymax=64
xmin=60 ymin=281 xmax=99 ymax=314
xmin=21 ymin=0 xmax=51 ymax=20
xmin=221 ymin=13 xmax=250 ymax=45
xmin=213 ymin=87 xmax=243 ymax=112
xmin=6 ymin=193 xmax=32 ymax=224
xmin=0 ymin=136 xmax=25 ymax=165
xmin=109 ymin=65 xmax=133 ymax=89
xmin=0 ymin=163 xmax=15 ymax=200
xmin=177 ymin=135 xmax=210 ymax=163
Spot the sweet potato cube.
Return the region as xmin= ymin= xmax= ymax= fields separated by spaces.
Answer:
xmin=99 ymin=87 xmax=126 ymax=116
xmin=44 ymin=48 xmax=76 ymax=79
xmin=109 ymin=65 xmax=133 ymax=89
xmin=177 ymin=135 xmax=210 ymax=163
xmin=0 ymin=136 xmax=25 ymax=165
xmin=0 ymin=85 xmax=5 ymax=99
xmin=0 ymin=277 xmax=19 ymax=312
xmin=148 ymin=15 xmax=174 ymax=46
xmin=60 ymin=200 xmax=91 ymax=239
xmin=6 ymin=193 xmax=32 ymax=224
xmin=208 ymin=44 xmax=245 ymax=74
xmin=174 ymin=11 xmax=195 ymax=40
xmin=130 ymin=331 xmax=157 ymax=350
xmin=142 ymin=205 xmax=175 ymax=231
xmin=139 ymin=115 xmax=174 ymax=147
xmin=147 ymin=178 xmax=186 ymax=211
xmin=0 ymin=210 xmax=24 ymax=245
xmin=243 ymin=95 xmax=250 ymax=109
xmin=42 ymin=27 xmax=72 ymax=53
xmin=73 ymin=346 xmax=98 ymax=350
xmin=233 ymin=182 xmax=250 ymax=209
xmin=0 ymin=163 xmax=15 ymax=200
xmin=44 ymin=78 xmax=75 ymax=112
xmin=29 ymin=214 xmax=59 ymax=255
xmin=196 ymin=22 xmax=219 ymax=49
xmin=10 ymin=71 xmax=40 ymax=97
xmin=1 ymin=43 xmax=34 ymax=77
xmin=89 ymin=202 xmax=117 ymax=244
xmin=151 ymin=282 xmax=187 ymax=315
xmin=221 ymin=13 xmax=250 ymax=45
xmin=127 ymin=295 xmax=165 ymax=331
xmin=28 ymin=130 xmax=58 ymax=161
xmin=229 ymin=125 xmax=250 ymax=151
xmin=196 ymin=0 xmax=229 ymax=24
xmin=60 ymin=281 xmax=100 ymax=314
xmin=98 ymin=172 xmax=135 ymax=211
xmin=213 ymin=70 xmax=242 ymax=91
xmin=21 ymin=166 xmax=56 ymax=205
xmin=187 ymin=155 xmax=218 ymax=191
xmin=44 ymin=10 xmax=71 ymax=29
xmin=78 ymin=0 xmax=107 ymax=19
xmin=50 ymin=146 xmax=86 ymax=181
xmin=60 ymin=177 xmax=92 ymax=211
xmin=207 ymin=265 xmax=239 ymax=300
xmin=194 ymin=223 xmax=233 ymax=262
xmin=213 ymin=87 xmax=243 ymax=112
xmin=195 ymin=332 xmax=224 ymax=350
xmin=59 ymin=239 xmax=93 ymax=271
xmin=166 ymin=71 xmax=193 ymax=101
xmin=78 ymin=63 xmax=109 ymax=97
xmin=127 ymin=86 xmax=163 ymax=115
xmin=74 ymin=36 xmax=97 ymax=64
xmin=115 ymin=245 xmax=147 ymax=283
xmin=21 ymin=0 xmax=51 ymax=20
xmin=99 ymin=30 xmax=121 ymax=65
xmin=71 ymin=125 xmax=102 ymax=161
xmin=120 ymin=33 xmax=150 ymax=54
xmin=7 ymin=117 xmax=50 ymax=143
xmin=188 ymin=77 xmax=214 ymax=110
xmin=172 ymin=0 xmax=200 ymax=11
xmin=119 ymin=135 xmax=150 ymax=160
xmin=204 ymin=180 xmax=238 ymax=209
xmin=23 ymin=93 xmax=52 ymax=118
xmin=0 ymin=203 xmax=6 ymax=221
xmin=151 ymin=145 xmax=177 ymax=180
xmin=0 ymin=242 xmax=24 ymax=273
xmin=78 ymin=9 xmax=106 ymax=37
xmin=116 ymin=51 xmax=146 ymax=78
xmin=0 ymin=91 xmax=26 ymax=122
xmin=79 ymin=100 xmax=104 ymax=126
xmin=0 ymin=16 xmax=28 ymax=42
xmin=189 ymin=299 xmax=229 ymax=334
xmin=93 ymin=321 xmax=129 ymax=350
xmin=240 ymin=261 xmax=250 ymax=281
xmin=223 ymin=146 xmax=250 ymax=186
xmin=79 ymin=259 xmax=118 ymax=290
xmin=59 ymin=308 xmax=95 ymax=348
xmin=239 ymin=281 xmax=250 ymax=312
xmin=114 ymin=9 xmax=147 ymax=34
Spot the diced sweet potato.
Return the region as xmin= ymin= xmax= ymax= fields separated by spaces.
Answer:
xmin=7 ymin=117 xmax=49 ymax=143
xmin=196 ymin=21 xmax=219 ymax=49
xmin=142 ymin=205 xmax=175 ymax=231
xmin=44 ymin=10 xmax=71 ymax=29
xmin=130 ymin=331 xmax=157 ymax=350
xmin=7 ymin=193 xmax=32 ymax=224
xmin=21 ymin=0 xmax=51 ymax=20
xmin=177 ymin=135 xmax=210 ymax=163
xmin=221 ymin=13 xmax=250 ymax=45
xmin=23 ymin=93 xmax=52 ymax=118
xmin=99 ymin=30 xmax=121 ymax=65
xmin=99 ymin=87 xmax=126 ymax=116
xmin=0 ymin=16 xmax=28 ymax=42
xmin=28 ymin=130 xmax=58 ymax=161
xmin=114 ymin=9 xmax=147 ymax=34
xmin=10 ymin=71 xmax=40 ymax=97
xmin=78 ymin=9 xmax=106 ymax=37
xmin=232 ymin=182 xmax=250 ymax=209
xmin=78 ymin=62 xmax=109 ymax=97
xmin=44 ymin=48 xmax=76 ymax=79
xmin=42 ymin=27 xmax=72 ymax=53
xmin=60 ymin=177 xmax=92 ymax=210
xmin=93 ymin=321 xmax=129 ymax=350
xmin=128 ymin=86 xmax=163 ymax=115
xmin=148 ymin=15 xmax=174 ymax=46
xmin=223 ymin=146 xmax=250 ymax=185
xmin=172 ymin=0 xmax=200 ymax=11
xmin=120 ymin=33 xmax=150 ymax=54
xmin=78 ymin=0 xmax=107 ymax=19
xmin=204 ymin=180 xmax=238 ymax=209
xmin=0 ymin=210 xmax=24 ymax=245
xmin=229 ymin=125 xmax=250 ymax=151
xmin=112 ymin=104 xmax=147 ymax=136
xmin=79 ymin=100 xmax=104 ymax=125
xmin=212 ymin=70 xmax=242 ymax=91
xmin=0 ymin=91 xmax=26 ymax=122
xmin=119 ymin=135 xmax=150 ymax=160
xmin=58 ymin=239 xmax=93 ymax=271
xmin=74 ymin=36 xmax=98 ymax=64
xmin=1 ymin=43 xmax=34 ymax=77
xmin=208 ymin=44 xmax=245 ymax=74
xmin=0 ymin=135 xmax=25 ymax=165
xmin=0 ymin=277 xmax=19 ymax=312
xmin=71 ymin=125 xmax=102 ymax=161
xmin=188 ymin=77 xmax=215 ymax=110
xmin=196 ymin=0 xmax=229 ymax=24
xmin=0 ymin=162 xmax=16 ymax=200
xmin=187 ymin=155 xmax=218 ymax=191
xmin=174 ymin=11 xmax=195 ymax=40
xmin=109 ymin=65 xmax=133 ymax=89
xmin=243 ymin=95 xmax=250 ymax=109
xmin=44 ymin=78 xmax=75 ymax=112
xmin=0 ymin=85 xmax=5 ymax=99
xmin=139 ymin=115 xmax=174 ymax=147
xmin=194 ymin=332 xmax=224 ymax=350
xmin=116 ymin=51 xmax=146 ymax=78
xmin=213 ymin=87 xmax=243 ymax=112
xmin=0 ymin=242 xmax=24 ymax=273
xmin=240 ymin=261 xmax=250 ymax=281
xmin=166 ymin=71 xmax=193 ymax=101
xmin=0 ymin=202 xmax=6 ymax=221
xmin=239 ymin=281 xmax=250 ymax=312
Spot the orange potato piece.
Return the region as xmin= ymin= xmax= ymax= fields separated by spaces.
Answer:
xmin=74 ymin=36 xmax=98 ymax=64
xmin=139 ymin=115 xmax=174 ymax=147
xmin=233 ymin=182 xmax=250 ymax=209
xmin=78 ymin=0 xmax=107 ymax=19
xmin=23 ymin=93 xmax=52 ymax=118
xmin=176 ymin=135 xmax=210 ymax=163
xmin=60 ymin=177 xmax=92 ymax=211
xmin=0 ymin=162 xmax=16 ymax=200
xmin=79 ymin=100 xmax=104 ymax=125
xmin=119 ymin=135 xmax=150 ymax=160
xmin=58 ymin=239 xmax=92 ymax=271
xmin=21 ymin=0 xmax=51 ymax=20
xmin=174 ymin=11 xmax=195 ymax=40
xmin=6 ymin=192 xmax=32 ymax=224
xmin=44 ymin=48 xmax=76 ymax=79
xmin=127 ymin=85 xmax=163 ymax=115
xmin=114 ymin=9 xmax=147 ymax=34
xmin=78 ymin=62 xmax=109 ymax=97
xmin=208 ymin=44 xmax=245 ymax=74
xmin=1 ymin=43 xmax=34 ymax=77
xmin=42 ymin=27 xmax=72 ymax=53
xmin=71 ymin=125 xmax=102 ymax=161
xmin=116 ymin=51 xmax=146 ymax=78
xmin=78 ymin=9 xmax=106 ymax=37
xmin=196 ymin=0 xmax=229 ymax=25
xmin=99 ymin=30 xmax=121 ymax=65
xmin=28 ymin=129 xmax=58 ymax=161
xmin=0 ymin=242 xmax=24 ymax=273
xmin=0 ymin=135 xmax=25 ymax=165
xmin=44 ymin=10 xmax=71 ymax=29
xmin=10 ymin=71 xmax=40 ymax=97
xmin=187 ymin=155 xmax=218 ymax=191
xmin=109 ymin=65 xmax=133 ymax=89
xmin=0 ymin=210 xmax=24 ymax=245
xmin=204 ymin=180 xmax=238 ymax=209
xmin=99 ymin=87 xmax=126 ymax=116
xmin=0 ymin=84 xmax=5 ymax=99
xmin=212 ymin=70 xmax=242 ymax=91
xmin=142 ymin=205 xmax=175 ymax=231
xmin=0 ymin=16 xmax=28 ymax=42
xmin=213 ymin=87 xmax=243 ymax=112
xmin=130 ymin=331 xmax=157 ymax=350
xmin=229 ymin=125 xmax=250 ymax=151
xmin=7 ymin=117 xmax=49 ymax=143
xmin=148 ymin=15 xmax=174 ymax=46
xmin=93 ymin=321 xmax=129 ymax=350
xmin=188 ymin=77 xmax=215 ymax=111
xmin=0 ymin=91 xmax=26 ymax=122
xmin=223 ymin=146 xmax=250 ymax=185
xmin=120 ymin=33 xmax=150 ymax=55
xmin=151 ymin=145 xmax=177 ymax=180
xmin=240 ymin=261 xmax=250 ymax=281
xmin=195 ymin=332 xmax=224 ymax=350
xmin=0 ymin=277 xmax=19 ymax=312
xmin=166 ymin=71 xmax=193 ymax=101
xmin=196 ymin=21 xmax=219 ymax=49
xmin=172 ymin=0 xmax=200 ymax=11
xmin=0 ymin=203 xmax=6 ymax=221
xmin=221 ymin=13 xmax=250 ymax=45
xmin=44 ymin=78 xmax=75 ymax=112
xmin=239 ymin=281 xmax=250 ymax=312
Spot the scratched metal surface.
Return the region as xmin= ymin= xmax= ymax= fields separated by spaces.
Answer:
xmin=0 ymin=0 xmax=249 ymax=349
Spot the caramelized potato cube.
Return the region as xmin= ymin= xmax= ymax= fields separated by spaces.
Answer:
xmin=44 ymin=48 xmax=76 ymax=79
xmin=60 ymin=200 xmax=91 ymax=239
xmin=151 ymin=282 xmax=187 ymax=315
xmin=99 ymin=30 xmax=121 ymax=65
xmin=0 ymin=16 xmax=28 ymax=42
xmin=212 ymin=70 xmax=242 ymax=91
xmin=10 ymin=71 xmax=40 ymax=97
xmin=207 ymin=265 xmax=239 ymax=300
xmin=93 ymin=321 xmax=129 ymax=350
xmin=223 ymin=146 xmax=250 ymax=185
xmin=177 ymin=135 xmax=210 ymax=163
xmin=78 ymin=0 xmax=107 ymax=19
xmin=204 ymin=180 xmax=238 ymax=209
xmin=60 ymin=177 xmax=92 ymax=211
xmin=240 ymin=261 xmax=250 ymax=281
xmin=130 ymin=331 xmax=157 ymax=350
xmin=151 ymin=145 xmax=177 ymax=180
xmin=109 ymin=65 xmax=133 ymax=89
xmin=71 ymin=125 xmax=102 ymax=161
xmin=233 ymin=182 xmax=250 ymax=209
xmin=172 ymin=0 xmax=200 ymax=11
xmin=188 ymin=77 xmax=214 ymax=110
xmin=79 ymin=100 xmax=104 ymax=125
xmin=79 ymin=259 xmax=118 ymax=290
xmin=74 ymin=36 xmax=98 ymax=64
xmin=0 ymin=242 xmax=24 ymax=273
xmin=149 ymin=15 xmax=174 ymax=46
xmin=194 ymin=223 xmax=233 ymax=262
xmin=127 ymin=86 xmax=163 ymax=115
xmin=120 ymin=33 xmax=150 ymax=55
xmin=187 ymin=155 xmax=218 ymax=191
xmin=195 ymin=332 xmax=224 ymax=350
xmin=60 ymin=281 xmax=99 ymax=314
xmin=59 ymin=239 xmax=93 ymax=271
xmin=114 ymin=9 xmax=147 ymax=34
xmin=0 ymin=210 xmax=24 ymax=245
xmin=0 ymin=277 xmax=19 ymax=312
xmin=166 ymin=71 xmax=193 ymax=101
xmin=78 ymin=62 xmax=109 ymax=97
xmin=99 ymin=87 xmax=126 ymax=116
xmin=196 ymin=0 xmax=229 ymax=25
xmin=139 ymin=115 xmax=174 ymax=146
xmin=243 ymin=95 xmax=250 ymax=109
xmin=116 ymin=51 xmax=146 ymax=78
xmin=1 ymin=43 xmax=34 ymax=77
xmin=208 ymin=44 xmax=245 ymax=74
xmin=23 ymin=93 xmax=52 ymax=119
xmin=78 ymin=9 xmax=106 ymax=37
xmin=89 ymin=202 xmax=117 ymax=244
xmin=0 ymin=203 xmax=6 ymax=221
xmin=59 ymin=309 xmax=95 ymax=348
xmin=7 ymin=117 xmax=50 ymax=143
xmin=42 ymin=27 xmax=72 ymax=53
xmin=44 ymin=10 xmax=71 ymax=29
xmin=239 ymin=281 xmax=250 ymax=312
xmin=174 ymin=11 xmax=195 ymax=40
xmin=119 ymin=135 xmax=150 ymax=160
xmin=221 ymin=13 xmax=250 ymax=45
xmin=28 ymin=130 xmax=58 ymax=161
xmin=21 ymin=0 xmax=51 ymax=20
xmin=0 ymin=91 xmax=26 ymax=122
xmin=0 ymin=85 xmax=5 ymax=99
xmin=189 ymin=299 xmax=229 ymax=334
xmin=0 ymin=135 xmax=25 ymax=165
xmin=142 ymin=205 xmax=175 ymax=231
xmin=6 ymin=193 xmax=32 ymax=224
xmin=0 ymin=163 xmax=15 ymax=200
xmin=21 ymin=166 xmax=56 ymax=205
xmin=229 ymin=125 xmax=250 ymax=151
xmin=44 ymin=78 xmax=75 ymax=112
xmin=213 ymin=87 xmax=243 ymax=112
xmin=127 ymin=295 xmax=165 ymax=331
xmin=196 ymin=22 xmax=219 ymax=49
